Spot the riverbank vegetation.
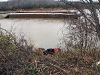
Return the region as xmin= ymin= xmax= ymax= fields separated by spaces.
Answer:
xmin=0 ymin=0 xmax=99 ymax=11
xmin=0 ymin=27 xmax=100 ymax=75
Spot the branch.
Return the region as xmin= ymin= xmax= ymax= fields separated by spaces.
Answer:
xmin=98 ymin=0 xmax=100 ymax=5
xmin=61 ymin=0 xmax=97 ymax=28
xmin=49 ymin=63 xmax=69 ymax=74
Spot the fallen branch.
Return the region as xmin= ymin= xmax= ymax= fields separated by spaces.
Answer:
xmin=49 ymin=63 xmax=68 ymax=74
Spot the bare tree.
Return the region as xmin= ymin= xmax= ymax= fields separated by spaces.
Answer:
xmin=61 ymin=0 xmax=100 ymax=50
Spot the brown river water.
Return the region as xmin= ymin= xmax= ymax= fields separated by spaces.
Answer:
xmin=0 ymin=18 xmax=68 ymax=49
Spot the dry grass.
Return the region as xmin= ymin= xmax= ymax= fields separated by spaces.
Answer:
xmin=0 ymin=27 xmax=100 ymax=75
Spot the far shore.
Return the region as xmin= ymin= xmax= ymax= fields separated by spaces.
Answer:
xmin=0 ymin=8 xmax=79 ymax=18
xmin=0 ymin=8 xmax=76 ymax=13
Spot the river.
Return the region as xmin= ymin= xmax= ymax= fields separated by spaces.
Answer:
xmin=0 ymin=18 xmax=68 ymax=49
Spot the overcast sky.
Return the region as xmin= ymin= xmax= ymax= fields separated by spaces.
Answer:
xmin=0 ymin=0 xmax=8 ymax=2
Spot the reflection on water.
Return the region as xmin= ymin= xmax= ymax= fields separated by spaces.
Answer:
xmin=0 ymin=18 xmax=68 ymax=49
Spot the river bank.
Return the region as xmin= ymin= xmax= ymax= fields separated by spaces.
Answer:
xmin=0 ymin=8 xmax=80 ymax=18
xmin=0 ymin=30 xmax=100 ymax=75
xmin=0 ymin=23 xmax=100 ymax=75
xmin=0 ymin=8 xmax=74 ymax=13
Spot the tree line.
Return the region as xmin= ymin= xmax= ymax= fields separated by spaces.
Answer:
xmin=0 ymin=0 xmax=99 ymax=11
xmin=0 ymin=0 xmax=65 ymax=11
